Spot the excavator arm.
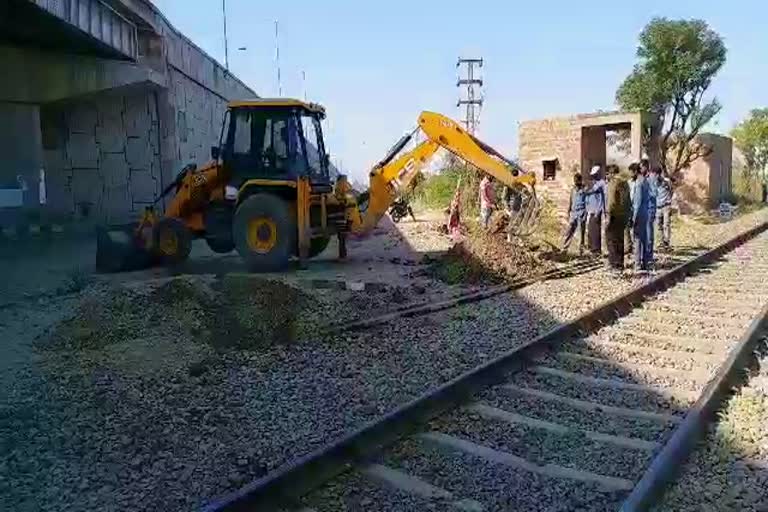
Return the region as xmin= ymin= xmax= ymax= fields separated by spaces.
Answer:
xmin=352 ymin=111 xmax=539 ymax=236
xmin=418 ymin=111 xmax=536 ymax=190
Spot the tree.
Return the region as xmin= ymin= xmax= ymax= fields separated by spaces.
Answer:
xmin=616 ymin=18 xmax=727 ymax=175
xmin=732 ymin=108 xmax=768 ymax=180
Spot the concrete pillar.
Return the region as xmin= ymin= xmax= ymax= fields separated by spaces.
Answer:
xmin=0 ymin=103 xmax=43 ymax=225
xmin=630 ymin=120 xmax=643 ymax=162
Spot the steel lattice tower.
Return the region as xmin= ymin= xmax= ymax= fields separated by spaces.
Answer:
xmin=457 ymin=57 xmax=483 ymax=135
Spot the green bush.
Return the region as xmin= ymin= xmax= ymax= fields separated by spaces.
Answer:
xmin=732 ymin=170 xmax=764 ymax=204
xmin=413 ymin=168 xmax=462 ymax=210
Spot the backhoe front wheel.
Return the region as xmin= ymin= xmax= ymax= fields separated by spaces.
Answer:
xmin=154 ymin=217 xmax=192 ymax=265
xmin=233 ymin=194 xmax=295 ymax=271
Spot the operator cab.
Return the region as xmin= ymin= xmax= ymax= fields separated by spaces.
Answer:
xmin=214 ymin=98 xmax=331 ymax=189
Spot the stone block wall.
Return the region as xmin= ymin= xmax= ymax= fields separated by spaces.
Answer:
xmin=518 ymin=116 xmax=582 ymax=221
xmin=36 ymin=0 xmax=256 ymax=224
xmin=166 ymin=68 xmax=228 ymax=172
xmin=518 ymin=117 xmax=582 ymax=180
xmin=518 ymin=111 xmax=644 ymax=219
xmin=41 ymin=90 xmax=163 ymax=223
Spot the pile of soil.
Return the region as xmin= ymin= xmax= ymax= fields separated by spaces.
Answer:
xmin=429 ymin=225 xmax=556 ymax=285
xmin=45 ymin=288 xmax=151 ymax=350
xmin=43 ymin=274 xmax=424 ymax=354
xmin=215 ymin=275 xmax=315 ymax=349
xmin=44 ymin=277 xmax=324 ymax=353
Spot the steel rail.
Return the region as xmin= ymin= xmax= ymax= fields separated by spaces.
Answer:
xmin=619 ymin=302 xmax=768 ymax=511
xmin=205 ymin=221 xmax=768 ymax=512
xmin=329 ymin=259 xmax=603 ymax=334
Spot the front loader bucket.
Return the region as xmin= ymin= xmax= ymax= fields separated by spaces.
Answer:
xmin=95 ymin=225 xmax=155 ymax=273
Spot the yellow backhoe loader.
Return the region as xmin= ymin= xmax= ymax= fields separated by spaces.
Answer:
xmin=96 ymin=98 xmax=539 ymax=273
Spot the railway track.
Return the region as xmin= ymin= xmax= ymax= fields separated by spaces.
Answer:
xmin=207 ymin=224 xmax=768 ymax=512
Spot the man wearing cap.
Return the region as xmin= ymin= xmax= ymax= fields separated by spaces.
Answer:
xmin=585 ymin=165 xmax=606 ymax=256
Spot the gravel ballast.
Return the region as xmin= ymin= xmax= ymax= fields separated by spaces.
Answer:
xmin=1 ymin=210 xmax=768 ymax=511
xmin=297 ymin=225 xmax=768 ymax=511
xmin=652 ymin=339 xmax=768 ymax=512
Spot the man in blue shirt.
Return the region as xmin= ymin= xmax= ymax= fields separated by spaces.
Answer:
xmin=643 ymin=160 xmax=657 ymax=267
xmin=632 ymin=163 xmax=653 ymax=271
xmin=585 ymin=165 xmax=606 ymax=256
xmin=655 ymin=170 xmax=674 ymax=250
xmin=561 ymin=172 xmax=587 ymax=254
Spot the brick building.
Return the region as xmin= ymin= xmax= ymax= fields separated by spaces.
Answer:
xmin=517 ymin=111 xmax=645 ymax=217
xmin=676 ymin=133 xmax=733 ymax=213
xmin=517 ymin=110 xmax=733 ymax=216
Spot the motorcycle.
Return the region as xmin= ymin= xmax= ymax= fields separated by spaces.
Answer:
xmin=388 ymin=197 xmax=416 ymax=223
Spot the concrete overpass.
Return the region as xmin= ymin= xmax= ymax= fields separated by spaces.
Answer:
xmin=0 ymin=0 xmax=257 ymax=228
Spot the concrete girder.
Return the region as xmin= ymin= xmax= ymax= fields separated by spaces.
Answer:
xmin=0 ymin=46 xmax=166 ymax=104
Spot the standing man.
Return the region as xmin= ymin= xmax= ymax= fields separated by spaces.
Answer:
xmin=605 ymin=166 xmax=631 ymax=271
xmin=644 ymin=161 xmax=658 ymax=267
xmin=502 ymin=181 xmax=524 ymax=241
xmin=656 ymin=170 xmax=674 ymax=251
xmin=561 ymin=172 xmax=587 ymax=254
xmin=625 ymin=163 xmax=639 ymax=256
xmin=585 ymin=165 xmax=606 ymax=256
xmin=632 ymin=163 xmax=652 ymax=272
xmin=479 ymin=175 xmax=495 ymax=229
xmin=447 ymin=177 xmax=463 ymax=239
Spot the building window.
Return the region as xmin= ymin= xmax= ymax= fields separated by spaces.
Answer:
xmin=542 ymin=158 xmax=559 ymax=180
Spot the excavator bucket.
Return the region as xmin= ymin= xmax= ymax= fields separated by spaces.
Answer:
xmin=506 ymin=187 xmax=542 ymax=238
xmin=95 ymin=225 xmax=155 ymax=273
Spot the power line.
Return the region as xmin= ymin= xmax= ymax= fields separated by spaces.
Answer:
xmin=456 ymin=57 xmax=483 ymax=135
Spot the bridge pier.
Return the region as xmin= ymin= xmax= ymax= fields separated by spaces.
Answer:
xmin=0 ymin=0 xmax=256 ymax=230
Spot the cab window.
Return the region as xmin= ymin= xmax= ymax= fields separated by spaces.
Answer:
xmin=300 ymin=115 xmax=327 ymax=181
xmin=225 ymin=108 xmax=304 ymax=179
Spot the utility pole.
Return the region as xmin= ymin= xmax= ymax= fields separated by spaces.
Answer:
xmin=274 ymin=20 xmax=282 ymax=96
xmin=456 ymin=57 xmax=483 ymax=135
xmin=222 ymin=0 xmax=229 ymax=70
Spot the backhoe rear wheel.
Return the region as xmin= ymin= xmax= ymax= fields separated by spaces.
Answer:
xmin=154 ymin=217 xmax=192 ymax=265
xmin=233 ymin=193 xmax=295 ymax=271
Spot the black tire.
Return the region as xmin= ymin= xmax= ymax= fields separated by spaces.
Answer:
xmin=153 ymin=217 xmax=192 ymax=264
xmin=204 ymin=201 xmax=235 ymax=253
xmin=308 ymin=236 xmax=331 ymax=258
xmin=206 ymin=237 xmax=235 ymax=254
xmin=233 ymin=193 xmax=295 ymax=271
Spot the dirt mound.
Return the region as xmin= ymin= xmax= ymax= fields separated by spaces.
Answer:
xmin=149 ymin=278 xmax=217 ymax=338
xmin=430 ymin=228 xmax=556 ymax=285
xmin=214 ymin=276 xmax=314 ymax=350
xmin=45 ymin=276 xmax=328 ymax=352
xmin=46 ymin=287 xmax=150 ymax=350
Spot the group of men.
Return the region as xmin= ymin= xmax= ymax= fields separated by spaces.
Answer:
xmin=562 ymin=159 xmax=674 ymax=272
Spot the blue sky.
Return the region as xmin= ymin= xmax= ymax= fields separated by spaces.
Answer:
xmin=153 ymin=0 xmax=767 ymax=183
